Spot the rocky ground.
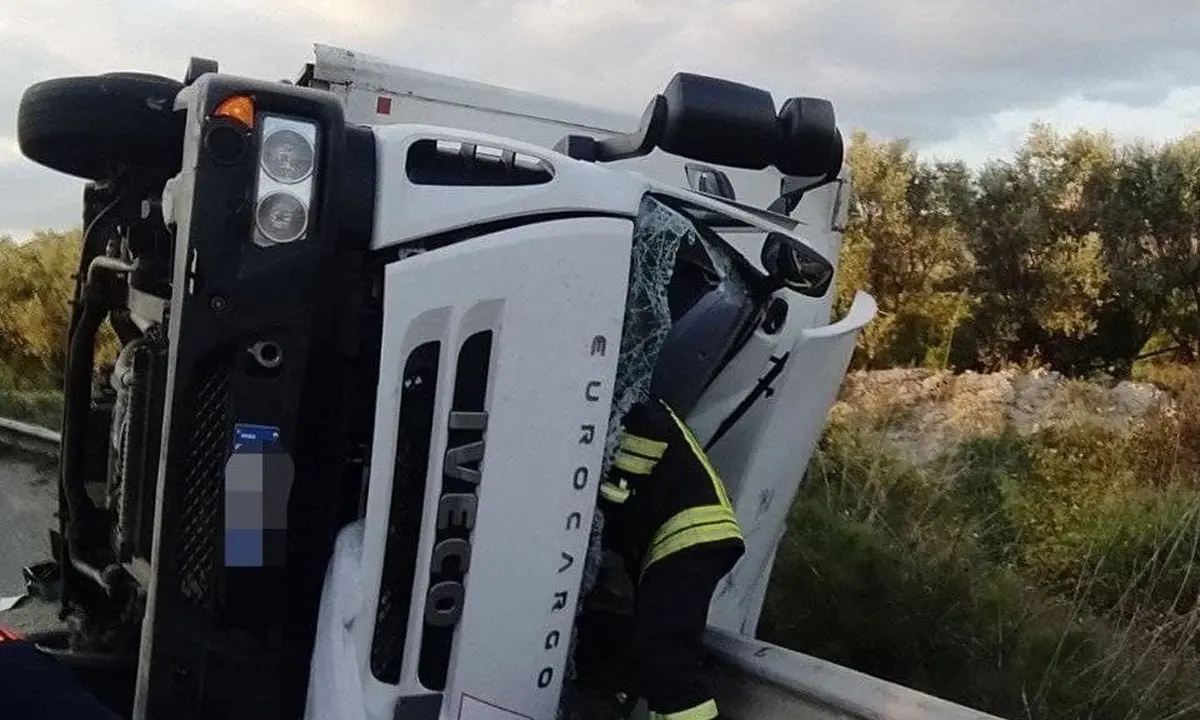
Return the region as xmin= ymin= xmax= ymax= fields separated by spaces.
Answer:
xmin=829 ymin=367 xmax=1173 ymax=463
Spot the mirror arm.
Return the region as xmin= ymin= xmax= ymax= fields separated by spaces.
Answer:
xmin=766 ymin=169 xmax=842 ymax=215
xmin=593 ymin=95 xmax=668 ymax=163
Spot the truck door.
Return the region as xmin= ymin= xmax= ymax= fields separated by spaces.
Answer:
xmin=355 ymin=216 xmax=632 ymax=720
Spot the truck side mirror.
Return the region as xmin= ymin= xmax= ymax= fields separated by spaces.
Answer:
xmin=184 ymin=57 xmax=219 ymax=86
xmin=760 ymin=231 xmax=834 ymax=298
xmin=592 ymin=73 xmax=780 ymax=170
xmin=764 ymin=98 xmax=845 ymax=215
xmin=558 ymin=73 xmax=780 ymax=170
xmin=654 ymin=73 xmax=779 ymax=170
xmin=776 ymin=96 xmax=843 ymax=179
xmin=556 ymin=73 xmax=844 ymax=185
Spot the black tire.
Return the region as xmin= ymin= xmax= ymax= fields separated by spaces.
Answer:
xmin=18 ymin=72 xmax=186 ymax=182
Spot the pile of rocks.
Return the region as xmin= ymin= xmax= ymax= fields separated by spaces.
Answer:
xmin=829 ymin=368 xmax=1172 ymax=463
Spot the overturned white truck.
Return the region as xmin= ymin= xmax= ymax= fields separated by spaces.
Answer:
xmin=14 ymin=45 xmax=894 ymax=720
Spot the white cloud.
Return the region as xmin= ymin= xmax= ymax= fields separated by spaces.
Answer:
xmin=922 ymin=85 xmax=1200 ymax=166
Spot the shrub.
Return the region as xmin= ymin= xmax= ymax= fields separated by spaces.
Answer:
xmin=761 ymin=415 xmax=1200 ymax=719
xmin=1129 ymin=365 xmax=1200 ymax=482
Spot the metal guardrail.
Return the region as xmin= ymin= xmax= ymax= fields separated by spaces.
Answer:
xmin=0 ymin=416 xmax=61 ymax=457
xmin=707 ymin=627 xmax=1006 ymax=720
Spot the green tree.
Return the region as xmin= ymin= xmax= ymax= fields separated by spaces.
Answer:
xmin=0 ymin=230 xmax=82 ymax=388
xmin=1093 ymin=135 xmax=1200 ymax=369
xmin=957 ymin=126 xmax=1113 ymax=373
xmin=838 ymin=132 xmax=971 ymax=369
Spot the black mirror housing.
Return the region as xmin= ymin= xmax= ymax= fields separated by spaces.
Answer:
xmin=760 ymin=232 xmax=834 ymax=298
xmin=656 ymin=73 xmax=779 ymax=170
xmin=184 ymin=56 xmax=220 ymax=86
xmin=776 ymin=96 xmax=843 ymax=179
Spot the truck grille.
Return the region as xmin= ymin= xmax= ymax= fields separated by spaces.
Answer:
xmin=176 ymin=363 xmax=233 ymax=610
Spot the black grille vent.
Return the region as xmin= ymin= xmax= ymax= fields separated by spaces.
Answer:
xmin=371 ymin=341 xmax=441 ymax=683
xmin=176 ymin=362 xmax=233 ymax=610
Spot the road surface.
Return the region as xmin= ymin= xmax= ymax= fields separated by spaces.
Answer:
xmin=0 ymin=450 xmax=57 ymax=598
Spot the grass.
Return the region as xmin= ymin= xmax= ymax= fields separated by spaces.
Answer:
xmin=760 ymin=364 xmax=1200 ymax=720
xmin=0 ymin=389 xmax=62 ymax=430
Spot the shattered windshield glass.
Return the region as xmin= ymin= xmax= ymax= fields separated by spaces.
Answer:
xmin=602 ymin=196 xmax=693 ymax=463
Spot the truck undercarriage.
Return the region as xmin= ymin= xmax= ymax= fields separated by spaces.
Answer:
xmin=11 ymin=52 xmax=874 ymax=720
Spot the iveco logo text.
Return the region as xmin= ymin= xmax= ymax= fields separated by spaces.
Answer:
xmin=425 ymin=410 xmax=488 ymax=629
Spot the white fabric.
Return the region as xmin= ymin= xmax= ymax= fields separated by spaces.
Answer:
xmin=304 ymin=519 xmax=368 ymax=720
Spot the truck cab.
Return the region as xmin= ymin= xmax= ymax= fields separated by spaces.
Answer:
xmin=14 ymin=50 xmax=874 ymax=720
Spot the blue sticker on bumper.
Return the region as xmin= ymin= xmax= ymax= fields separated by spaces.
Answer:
xmin=225 ymin=423 xmax=290 ymax=567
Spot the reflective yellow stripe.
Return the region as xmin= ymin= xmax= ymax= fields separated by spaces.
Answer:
xmin=661 ymin=402 xmax=733 ymax=510
xmin=643 ymin=519 xmax=743 ymax=571
xmin=620 ymin=433 xmax=668 ymax=460
xmin=614 ymin=450 xmax=656 ymax=476
xmin=643 ymin=503 xmax=744 ymax=573
xmin=648 ymin=505 xmax=738 ymax=552
xmin=648 ymin=699 xmax=719 ymax=720
xmin=600 ymin=481 xmax=631 ymax=504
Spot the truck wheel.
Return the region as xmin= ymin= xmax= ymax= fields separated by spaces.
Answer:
xmin=18 ymin=72 xmax=186 ymax=181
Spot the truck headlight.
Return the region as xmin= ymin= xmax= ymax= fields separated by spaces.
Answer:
xmin=253 ymin=115 xmax=318 ymax=246
xmin=255 ymin=191 xmax=309 ymax=243
xmin=261 ymin=127 xmax=315 ymax=184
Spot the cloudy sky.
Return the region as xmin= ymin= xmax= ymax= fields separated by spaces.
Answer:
xmin=3 ymin=0 xmax=1200 ymax=237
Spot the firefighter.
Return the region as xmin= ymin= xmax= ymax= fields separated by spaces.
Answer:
xmin=594 ymin=397 xmax=745 ymax=720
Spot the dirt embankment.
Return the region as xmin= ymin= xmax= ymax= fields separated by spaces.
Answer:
xmin=830 ymin=368 xmax=1173 ymax=463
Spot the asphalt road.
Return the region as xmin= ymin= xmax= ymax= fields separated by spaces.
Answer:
xmin=0 ymin=452 xmax=57 ymax=598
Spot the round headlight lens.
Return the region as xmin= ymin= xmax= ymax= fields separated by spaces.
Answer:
xmin=255 ymin=192 xmax=308 ymax=244
xmin=261 ymin=128 xmax=314 ymax=184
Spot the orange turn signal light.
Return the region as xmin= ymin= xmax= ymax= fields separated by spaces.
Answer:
xmin=213 ymin=94 xmax=255 ymax=128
